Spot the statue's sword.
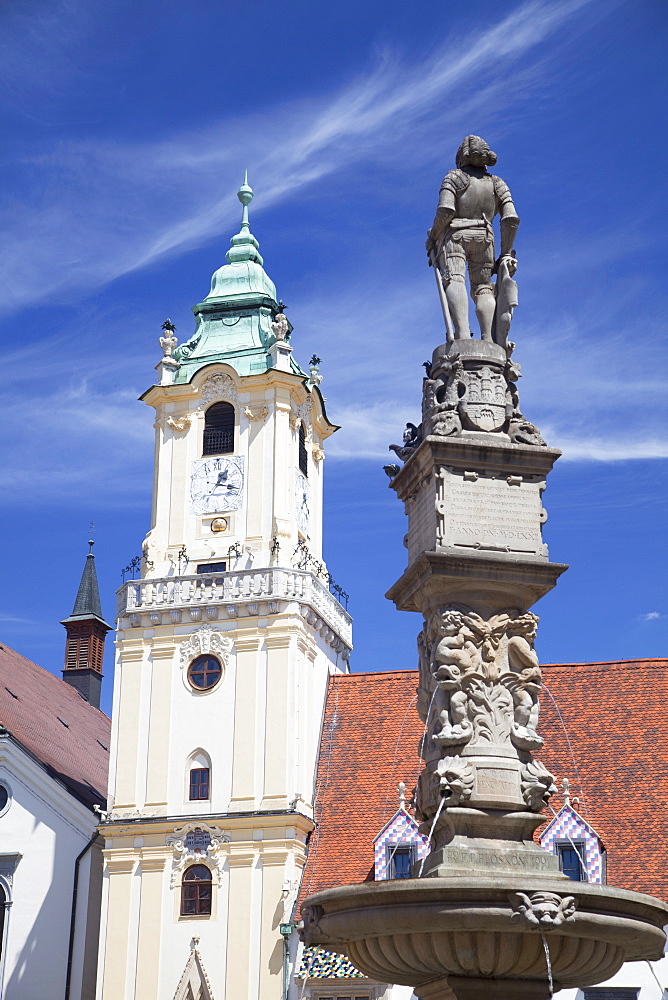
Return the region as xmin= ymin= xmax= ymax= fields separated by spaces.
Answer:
xmin=429 ymin=245 xmax=455 ymax=343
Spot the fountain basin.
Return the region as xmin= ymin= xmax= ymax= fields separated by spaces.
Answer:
xmin=301 ymin=876 xmax=668 ymax=999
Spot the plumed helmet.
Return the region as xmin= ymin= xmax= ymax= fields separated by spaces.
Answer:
xmin=455 ymin=135 xmax=498 ymax=169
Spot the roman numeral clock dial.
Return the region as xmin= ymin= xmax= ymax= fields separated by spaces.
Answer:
xmin=190 ymin=456 xmax=245 ymax=515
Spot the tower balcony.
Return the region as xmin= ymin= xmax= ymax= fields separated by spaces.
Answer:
xmin=116 ymin=567 xmax=352 ymax=657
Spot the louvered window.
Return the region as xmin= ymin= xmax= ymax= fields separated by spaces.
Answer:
xmin=298 ymin=423 xmax=308 ymax=477
xmin=203 ymin=402 xmax=235 ymax=456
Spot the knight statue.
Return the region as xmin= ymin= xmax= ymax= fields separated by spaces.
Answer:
xmin=426 ymin=136 xmax=520 ymax=342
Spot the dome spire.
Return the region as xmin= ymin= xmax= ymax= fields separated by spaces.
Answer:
xmin=226 ymin=172 xmax=263 ymax=266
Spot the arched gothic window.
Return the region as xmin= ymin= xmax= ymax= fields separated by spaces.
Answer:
xmin=181 ymin=864 xmax=212 ymax=916
xmin=203 ymin=402 xmax=235 ymax=456
xmin=298 ymin=423 xmax=308 ymax=477
xmin=187 ymin=749 xmax=211 ymax=801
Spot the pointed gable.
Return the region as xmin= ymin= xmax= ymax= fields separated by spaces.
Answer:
xmin=539 ymin=802 xmax=606 ymax=883
xmin=373 ymin=807 xmax=429 ymax=880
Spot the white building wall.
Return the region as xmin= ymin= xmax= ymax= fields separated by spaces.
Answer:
xmin=0 ymin=738 xmax=101 ymax=1000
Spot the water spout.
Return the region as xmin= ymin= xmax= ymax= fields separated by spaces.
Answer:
xmin=419 ymin=687 xmax=439 ymax=760
xmin=418 ymin=795 xmax=446 ymax=876
xmin=645 ymin=959 xmax=664 ymax=996
xmin=541 ymin=931 xmax=554 ymax=999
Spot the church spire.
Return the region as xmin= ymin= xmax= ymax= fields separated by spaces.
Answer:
xmin=226 ymin=172 xmax=264 ymax=265
xmin=60 ymin=541 xmax=112 ymax=709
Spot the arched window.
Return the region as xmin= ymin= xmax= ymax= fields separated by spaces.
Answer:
xmin=181 ymin=864 xmax=212 ymax=916
xmin=298 ymin=423 xmax=308 ymax=477
xmin=187 ymin=749 xmax=211 ymax=801
xmin=203 ymin=402 xmax=235 ymax=456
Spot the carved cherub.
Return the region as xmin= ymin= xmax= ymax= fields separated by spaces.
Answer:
xmin=431 ymin=610 xmax=480 ymax=746
xmin=502 ymin=613 xmax=544 ymax=750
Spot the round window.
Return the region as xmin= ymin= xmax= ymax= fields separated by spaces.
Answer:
xmin=0 ymin=785 xmax=9 ymax=813
xmin=187 ymin=655 xmax=223 ymax=691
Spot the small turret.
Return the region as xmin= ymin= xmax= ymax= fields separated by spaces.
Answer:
xmin=60 ymin=541 xmax=112 ymax=709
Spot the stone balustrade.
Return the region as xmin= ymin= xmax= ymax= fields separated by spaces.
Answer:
xmin=116 ymin=568 xmax=352 ymax=655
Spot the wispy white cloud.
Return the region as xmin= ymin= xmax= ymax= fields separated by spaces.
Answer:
xmin=0 ymin=0 xmax=592 ymax=315
xmin=639 ymin=612 xmax=664 ymax=622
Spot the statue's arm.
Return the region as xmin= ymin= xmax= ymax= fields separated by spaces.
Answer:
xmin=427 ymin=172 xmax=458 ymax=250
xmin=493 ymin=176 xmax=520 ymax=256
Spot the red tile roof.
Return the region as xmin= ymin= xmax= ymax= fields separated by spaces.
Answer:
xmin=0 ymin=641 xmax=110 ymax=809
xmin=299 ymin=660 xmax=668 ymax=913
xmin=539 ymin=659 xmax=668 ymax=900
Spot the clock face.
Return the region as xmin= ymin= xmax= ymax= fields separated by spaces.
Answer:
xmin=191 ymin=456 xmax=244 ymax=515
xmin=295 ymin=470 xmax=311 ymax=536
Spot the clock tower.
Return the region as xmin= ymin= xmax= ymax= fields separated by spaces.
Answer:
xmin=97 ymin=180 xmax=351 ymax=1000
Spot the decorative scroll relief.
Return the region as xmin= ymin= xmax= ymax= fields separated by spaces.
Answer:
xmin=417 ymin=604 xmax=543 ymax=753
xmin=180 ymin=627 xmax=233 ymax=669
xmin=436 ymin=467 xmax=548 ymax=557
xmin=290 ymin=394 xmax=313 ymax=432
xmin=166 ymin=823 xmax=230 ymax=887
xmin=200 ymin=373 xmax=238 ymax=405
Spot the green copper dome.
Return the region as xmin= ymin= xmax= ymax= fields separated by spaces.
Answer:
xmin=173 ymin=176 xmax=303 ymax=381
xmin=206 ymin=172 xmax=277 ymax=303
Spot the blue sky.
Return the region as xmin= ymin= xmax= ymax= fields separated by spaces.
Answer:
xmin=0 ymin=0 xmax=666 ymax=716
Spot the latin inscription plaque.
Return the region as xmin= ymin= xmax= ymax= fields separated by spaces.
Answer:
xmin=437 ymin=469 xmax=548 ymax=557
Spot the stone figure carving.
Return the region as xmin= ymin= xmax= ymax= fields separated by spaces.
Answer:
xmin=418 ymin=605 xmax=543 ymax=752
xmin=492 ymin=251 xmax=518 ymax=349
xmin=167 ymin=414 xmax=192 ymax=433
xmin=436 ymin=755 xmax=475 ymax=807
xmin=509 ymin=891 xmax=577 ymax=930
xmin=389 ymin=422 xmax=422 ymax=463
xmin=521 ymin=759 xmax=557 ymax=811
xmin=159 ymin=319 xmax=178 ymax=357
xmin=301 ymin=904 xmax=326 ymax=946
xmin=271 ymin=311 xmax=289 ymax=341
xmin=426 ymin=135 xmax=520 ymax=342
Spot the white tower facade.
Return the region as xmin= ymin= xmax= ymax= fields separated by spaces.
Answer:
xmin=97 ymin=181 xmax=351 ymax=1000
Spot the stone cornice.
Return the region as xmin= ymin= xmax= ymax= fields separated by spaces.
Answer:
xmin=101 ymin=810 xmax=314 ymax=839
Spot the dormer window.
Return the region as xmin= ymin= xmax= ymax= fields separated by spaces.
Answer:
xmin=203 ymin=402 xmax=235 ymax=456
xmin=298 ymin=423 xmax=308 ymax=477
xmin=557 ymin=842 xmax=586 ymax=881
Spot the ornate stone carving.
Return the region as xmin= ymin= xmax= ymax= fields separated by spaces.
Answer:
xmin=167 ymin=414 xmax=192 ymax=433
xmin=179 ymin=626 xmax=233 ymax=668
xmin=159 ymin=319 xmax=178 ymax=357
xmin=389 ymin=422 xmax=422 ymax=463
xmin=244 ymin=405 xmax=268 ymax=422
xmin=200 ymin=374 xmax=238 ymax=404
xmin=301 ymin=903 xmax=327 ymax=946
xmin=271 ymin=312 xmax=289 ymax=341
xmin=173 ymin=938 xmax=215 ymax=1000
xmin=312 ymin=445 xmax=325 ymax=463
xmin=509 ymin=891 xmax=577 ymax=930
xmin=521 ymin=759 xmax=557 ymax=812
xmin=418 ymin=605 xmax=543 ymax=752
xmin=166 ymin=823 xmax=230 ymax=888
xmin=436 ymin=755 xmax=475 ymax=807
xmin=290 ymin=395 xmax=313 ymax=431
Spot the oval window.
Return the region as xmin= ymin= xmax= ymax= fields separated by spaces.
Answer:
xmin=0 ymin=786 xmax=8 ymax=812
xmin=187 ymin=655 xmax=223 ymax=691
